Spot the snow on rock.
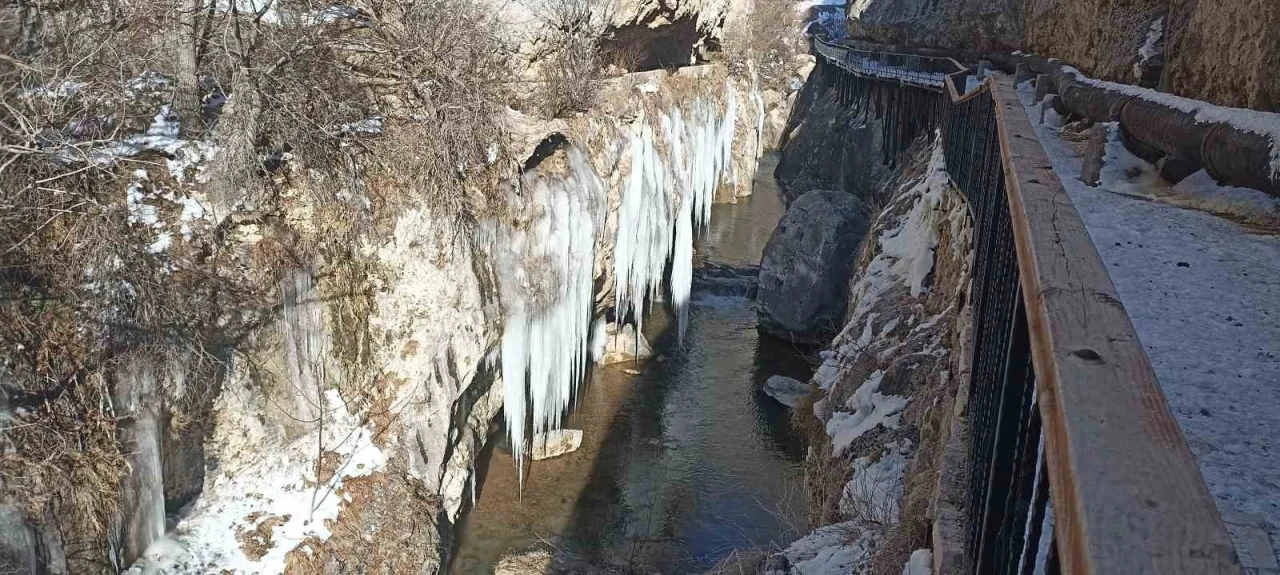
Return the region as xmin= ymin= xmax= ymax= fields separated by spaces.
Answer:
xmin=826 ymin=371 xmax=907 ymax=457
xmin=764 ymin=375 xmax=811 ymax=408
xmin=1132 ymin=16 xmax=1164 ymax=80
xmin=839 ymin=439 xmax=911 ymax=523
xmin=530 ymin=429 xmax=583 ymax=460
xmin=902 ymin=549 xmax=932 ymax=575
xmin=783 ymin=522 xmax=879 ymax=574
xmin=1088 ymin=121 xmax=1280 ymax=230
xmin=126 ymin=390 xmax=386 ymax=574
xmin=847 ymin=143 xmax=949 ymax=324
xmin=124 ymin=167 xmax=213 ymax=254
xmin=76 ymin=105 xmax=220 ymax=184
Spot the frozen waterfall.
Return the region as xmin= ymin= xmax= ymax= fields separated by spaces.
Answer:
xmin=490 ymin=84 xmax=740 ymax=477
xmin=616 ymin=84 xmax=738 ymax=341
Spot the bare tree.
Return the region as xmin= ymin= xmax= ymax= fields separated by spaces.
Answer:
xmin=173 ymin=0 xmax=203 ymax=133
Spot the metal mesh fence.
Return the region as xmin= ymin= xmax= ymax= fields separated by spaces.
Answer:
xmin=814 ymin=37 xmax=1058 ymax=574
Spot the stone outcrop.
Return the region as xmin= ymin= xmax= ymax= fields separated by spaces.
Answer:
xmin=847 ymin=0 xmax=1024 ymax=52
xmin=775 ymin=62 xmax=893 ymax=206
xmin=757 ymin=190 xmax=870 ymax=344
xmin=763 ymin=375 xmax=811 ymax=408
xmin=594 ymin=321 xmax=654 ymax=365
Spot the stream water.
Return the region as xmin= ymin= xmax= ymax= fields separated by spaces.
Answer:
xmin=452 ymin=154 xmax=812 ymax=573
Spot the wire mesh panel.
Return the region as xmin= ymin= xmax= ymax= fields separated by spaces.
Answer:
xmin=942 ymin=84 xmax=1052 ymax=575
xmin=815 ymin=39 xmax=1057 ymax=574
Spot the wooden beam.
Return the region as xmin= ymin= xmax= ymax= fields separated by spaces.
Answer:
xmin=986 ymin=75 xmax=1240 ymax=574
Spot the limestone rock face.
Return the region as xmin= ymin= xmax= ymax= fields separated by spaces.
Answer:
xmin=846 ymin=0 xmax=1024 ymax=52
xmin=1163 ymin=0 xmax=1280 ymax=110
xmin=757 ymin=190 xmax=871 ymax=344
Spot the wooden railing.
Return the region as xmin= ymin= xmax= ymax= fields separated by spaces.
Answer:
xmin=813 ymin=38 xmax=1241 ymax=574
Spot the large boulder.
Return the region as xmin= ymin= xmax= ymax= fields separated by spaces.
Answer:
xmin=757 ymin=190 xmax=871 ymax=343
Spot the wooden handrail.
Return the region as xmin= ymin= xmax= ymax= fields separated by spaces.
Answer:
xmin=983 ymin=73 xmax=1239 ymax=574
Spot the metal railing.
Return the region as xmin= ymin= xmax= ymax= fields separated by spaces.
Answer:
xmin=812 ymin=38 xmax=1240 ymax=575
xmin=813 ymin=36 xmax=960 ymax=90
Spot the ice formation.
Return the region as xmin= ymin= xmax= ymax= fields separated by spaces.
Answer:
xmin=615 ymin=83 xmax=738 ymax=341
xmin=490 ymin=84 xmax=740 ymax=477
xmin=487 ymin=147 xmax=605 ymax=481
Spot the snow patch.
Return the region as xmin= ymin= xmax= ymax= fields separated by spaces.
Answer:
xmin=784 ymin=523 xmax=879 ymax=574
xmin=851 ymin=141 xmax=948 ymax=317
xmin=903 ymin=549 xmax=933 ymax=575
xmin=826 ymin=371 xmax=908 ymax=457
xmin=839 ymin=439 xmax=911 ymax=523
xmin=126 ymin=390 xmax=386 ymax=574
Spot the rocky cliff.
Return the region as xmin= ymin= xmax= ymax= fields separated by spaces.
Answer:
xmin=844 ymin=0 xmax=1280 ymax=111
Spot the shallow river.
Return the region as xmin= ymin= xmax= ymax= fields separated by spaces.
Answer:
xmin=452 ymin=154 xmax=811 ymax=573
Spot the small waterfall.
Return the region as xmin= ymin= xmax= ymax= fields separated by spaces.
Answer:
xmin=110 ymin=356 xmax=167 ymax=567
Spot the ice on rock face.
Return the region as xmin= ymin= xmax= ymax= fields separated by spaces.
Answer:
xmin=490 ymin=84 xmax=740 ymax=479
xmin=487 ymin=147 xmax=605 ymax=481
xmin=615 ymin=83 xmax=738 ymax=341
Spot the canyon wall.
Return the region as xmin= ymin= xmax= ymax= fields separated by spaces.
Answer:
xmin=86 ymin=60 xmax=780 ymax=574
xmin=764 ymin=53 xmax=975 ymax=573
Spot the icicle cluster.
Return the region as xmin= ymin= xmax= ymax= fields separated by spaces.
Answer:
xmin=615 ymin=83 xmax=739 ymax=341
xmin=488 ymin=82 xmax=741 ymax=479
xmin=487 ymin=147 xmax=605 ymax=481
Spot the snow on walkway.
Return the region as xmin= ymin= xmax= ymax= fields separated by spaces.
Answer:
xmin=1019 ymin=86 xmax=1280 ymax=571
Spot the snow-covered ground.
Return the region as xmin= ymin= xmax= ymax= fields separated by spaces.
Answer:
xmin=781 ymin=142 xmax=969 ymax=574
xmin=1019 ymin=84 xmax=1280 ymax=572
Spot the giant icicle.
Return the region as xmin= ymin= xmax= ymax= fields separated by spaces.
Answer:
xmin=616 ymin=82 xmax=739 ymax=341
xmin=487 ymin=147 xmax=605 ymax=482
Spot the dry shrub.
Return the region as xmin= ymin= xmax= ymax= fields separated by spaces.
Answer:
xmin=531 ymin=0 xmax=608 ymax=118
xmin=723 ymin=0 xmax=803 ymax=91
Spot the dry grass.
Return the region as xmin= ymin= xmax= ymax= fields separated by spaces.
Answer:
xmin=705 ymin=548 xmax=769 ymax=574
xmin=285 ymin=469 xmax=443 ymax=574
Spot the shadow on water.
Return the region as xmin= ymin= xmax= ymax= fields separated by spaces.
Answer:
xmin=451 ymin=153 xmax=814 ymax=573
